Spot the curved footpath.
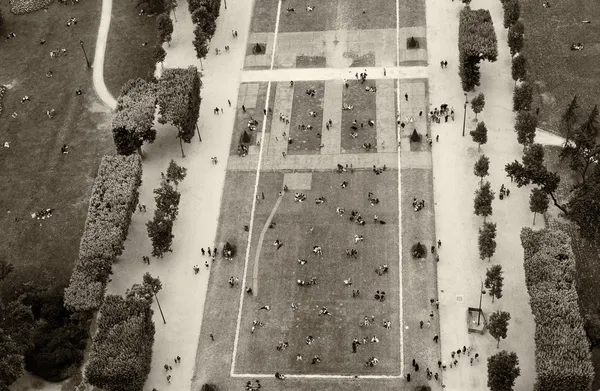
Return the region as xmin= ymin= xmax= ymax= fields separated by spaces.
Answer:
xmin=92 ymin=0 xmax=117 ymax=110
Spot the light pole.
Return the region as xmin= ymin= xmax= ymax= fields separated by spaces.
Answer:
xmin=154 ymin=292 xmax=166 ymax=324
xmin=224 ymin=0 xmax=227 ymax=9
xmin=477 ymin=279 xmax=487 ymax=326
xmin=462 ymin=92 xmax=468 ymax=137
xmin=79 ymin=40 xmax=90 ymax=68
xmin=172 ymin=1 xmax=178 ymax=21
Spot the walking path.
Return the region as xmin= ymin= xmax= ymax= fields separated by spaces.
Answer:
xmin=251 ymin=194 xmax=283 ymax=295
xmin=92 ymin=0 xmax=117 ymax=110
xmin=427 ymin=0 xmax=538 ymax=389
xmin=241 ymin=66 xmax=427 ymax=83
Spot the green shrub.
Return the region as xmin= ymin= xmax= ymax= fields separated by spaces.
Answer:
xmin=513 ymin=82 xmax=532 ymax=112
xmin=407 ymin=36 xmax=419 ymax=49
xmin=64 ymin=155 xmax=142 ymax=312
xmin=411 ymin=242 xmax=426 ymax=259
xmin=520 ymin=228 xmax=594 ymax=391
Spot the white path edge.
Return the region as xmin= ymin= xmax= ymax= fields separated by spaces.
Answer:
xmin=93 ymin=0 xmax=117 ymax=110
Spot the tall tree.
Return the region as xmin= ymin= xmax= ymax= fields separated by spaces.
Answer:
xmin=478 ymin=222 xmax=497 ymax=261
xmin=507 ymin=20 xmax=524 ymax=56
xmin=511 ymin=54 xmax=527 ymax=85
xmin=166 ymin=160 xmax=187 ymax=186
xmin=560 ymin=105 xmax=600 ymax=186
xmin=191 ymin=6 xmax=217 ymax=38
xmin=153 ymin=44 xmax=167 ymax=68
xmin=488 ymin=311 xmax=511 ymax=348
xmin=515 ymin=111 xmax=537 ymax=149
xmin=157 ymin=67 xmax=202 ymax=157
xmin=560 ymin=96 xmax=578 ymax=147
xmin=487 ymin=351 xmax=520 ymax=391
xmin=146 ymin=209 xmax=175 ymax=258
xmin=474 ymin=181 xmax=495 ymax=221
xmin=485 ymin=264 xmax=504 ymax=302
xmin=470 ymin=121 xmax=488 ymax=150
xmin=156 ymin=13 xmax=173 ymax=46
xmin=513 ymin=82 xmax=532 ymax=112
xmin=502 ymin=0 xmax=520 ymax=28
xmin=529 ymin=187 xmax=549 ymax=225
xmin=137 ymin=0 xmax=171 ymax=13
xmin=193 ymin=25 xmax=210 ymax=64
xmin=471 ymin=93 xmax=485 ymax=120
xmin=112 ymin=78 xmax=157 ymax=156
xmin=474 ymin=154 xmax=490 ymax=185
xmin=154 ymin=182 xmax=181 ymax=221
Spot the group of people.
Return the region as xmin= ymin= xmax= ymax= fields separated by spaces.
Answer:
xmin=31 ymin=208 xmax=54 ymax=220
xmin=413 ymin=197 xmax=426 ymax=211
xmin=429 ymin=104 xmax=454 ymax=124
xmin=499 ymin=184 xmax=510 ymax=199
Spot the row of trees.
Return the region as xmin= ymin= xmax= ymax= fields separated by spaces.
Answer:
xmin=86 ymin=274 xmax=160 ymax=391
xmin=520 ymin=228 xmax=594 ymax=391
xmin=147 ymin=160 xmax=187 ymax=257
xmin=190 ymin=0 xmax=222 ymax=64
xmin=458 ymin=7 xmax=498 ymax=92
xmin=64 ymin=155 xmax=143 ymax=312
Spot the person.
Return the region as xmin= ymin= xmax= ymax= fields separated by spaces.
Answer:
xmin=61 ymin=144 xmax=69 ymax=154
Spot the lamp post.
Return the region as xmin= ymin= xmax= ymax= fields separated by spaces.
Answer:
xmin=477 ymin=279 xmax=487 ymax=326
xmin=154 ymin=292 xmax=166 ymax=324
xmin=224 ymin=0 xmax=227 ymax=9
xmin=462 ymin=92 xmax=468 ymax=137
xmin=79 ymin=40 xmax=90 ymax=68
xmin=172 ymin=0 xmax=177 ymax=21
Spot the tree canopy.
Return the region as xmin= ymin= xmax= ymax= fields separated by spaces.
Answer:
xmin=471 ymin=92 xmax=485 ymax=119
xmin=112 ymin=78 xmax=157 ymax=156
xmin=488 ymin=311 xmax=511 ymax=348
xmin=502 ymin=0 xmax=520 ymax=28
xmin=511 ymin=54 xmax=527 ymax=84
xmin=474 ymin=154 xmax=490 ymax=184
xmin=487 ymin=350 xmax=520 ymax=391
xmin=470 ymin=121 xmax=488 ymax=150
xmin=513 ymin=82 xmax=532 ymax=112
xmin=507 ymin=20 xmax=524 ymax=56
xmin=474 ymin=181 xmax=495 ymax=221
xmin=156 ymin=12 xmax=173 ymax=45
xmin=478 ymin=221 xmax=497 ymax=261
xmin=529 ymin=187 xmax=549 ymax=225
xmin=515 ymin=110 xmax=537 ymax=148
xmin=485 ymin=264 xmax=504 ymax=302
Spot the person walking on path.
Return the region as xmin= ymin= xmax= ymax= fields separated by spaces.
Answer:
xmin=210 ymin=333 xmax=214 ymax=341
xmin=405 ymin=93 xmax=409 ymax=101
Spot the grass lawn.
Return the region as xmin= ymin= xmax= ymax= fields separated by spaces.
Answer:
xmin=0 ymin=0 xmax=113 ymax=292
xmin=521 ymin=0 xmax=600 ymax=133
xmin=236 ymin=171 xmax=400 ymax=375
xmin=276 ymin=0 xmax=396 ymax=33
xmin=250 ymin=0 xmax=280 ymax=33
xmin=543 ymin=145 xmax=600 ymax=388
xmin=193 ymin=169 xmax=410 ymax=390
xmin=341 ymin=79 xmax=377 ymax=153
xmin=288 ymin=81 xmax=325 ymax=154
xmin=229 ymin=82 xmax=273 ymax=155
xmin=104 ymin=0 xmax=159 ymax=97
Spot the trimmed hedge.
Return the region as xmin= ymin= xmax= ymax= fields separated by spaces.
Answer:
xmin=64 ymin=155 xmax=142 ymax=312
xmin=520 ymin=228 xmax=594 ymax=391
xmin=458 ymin=7 xmax=498 ymax=91
xmin=86 ymin=294 xmax=155 ymax=391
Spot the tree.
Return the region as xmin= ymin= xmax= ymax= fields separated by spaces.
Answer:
xmin=511 ymin=54 xmax=527 ymax=85
xmin=515 ymin=111 xmax=537 ymax=148
xmin=560 ymin=105 xmax=600 ymax=186
xmin=154 ymin=181 xmax=181 ymax=220
xmin=560 ymin=96 xmax=578 ymax=146
xmin=153 ymin=44 xmax=167 ymax=67
xmin=474 ymin=181 xmax=495 ymax=221
xmin=489 ymin=311 xmax=511 ymax=348
xmin=112 ymin=78 xmax=157 ymax=156
xmin=156 ymin=13 xmax=173 ymax=46
xmin=478 ymin=221 xmax=497 ymax=261
xmin=191 ymin=6 xmax=217 ymax=38
xmin=474 ymin=155 xmax=490 ymax=185
xmin=507 ymin=20 xmax=524 ymax=57
xmin=502 ymin=0 xmax=520 ymax=28
xmin=193 ymin=25 xmax=210 ymax=62
xmin=513 ymin=82 xmax=532 ymax=112
xmin=485 ymin=265 xmax=504 ymax=302
xmin=471 ymin=92 xmax=485 ymax=119
xmin=0 ymin=9 xmax=3 ymax=27
xmin=166 ymin=160 xmax=187 ymax=186
xmin=157 ymin=67 xmax=202 ymax=157
xmin=487 ymin=351 xmax=520 ymax=391
xmin=529 ymin=187 xmax=549 ymax=225
xmin=137 ymin=0 xmax=171 ymax=14
xmin=147 ymin=209 xmax=175 ymax=258
xmin=470 ymin=121 xmax=488 ymax=150
xmin=459 ymin=8 xmax=498 ymax=91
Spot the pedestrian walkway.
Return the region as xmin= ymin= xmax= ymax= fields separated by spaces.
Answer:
xmin=320 ymin=80 xmax=343 ymax=155
xmin=241 ymin=66 xmax=427 ymax=83
xmin=92 ymin=0 xmax=117 ymax=109
xmin=227 ymin=151 xmax=397 ymax=172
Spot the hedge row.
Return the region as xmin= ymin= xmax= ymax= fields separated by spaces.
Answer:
xmin=458 ymin=7 xmax=498 ymax=91
xmin=86 ymin=294 xmax=155 ymax=391
xmin=520 ymin=228 xmax=594 ymax=391
xmin=64 ymin=155 xmax=142 ymax=312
